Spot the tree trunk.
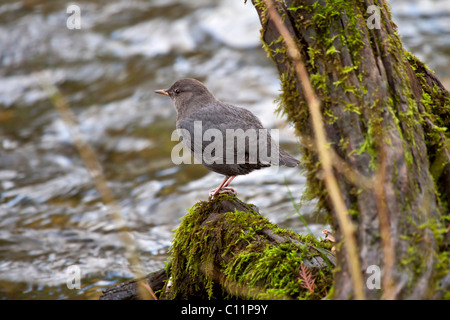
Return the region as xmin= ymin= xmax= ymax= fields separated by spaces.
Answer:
xmin=250 ymin=0 xmax=450 ymax=299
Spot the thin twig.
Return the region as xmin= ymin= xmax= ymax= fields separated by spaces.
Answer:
xmin=139 ymin=280 xmax=158 ymax=300
xmin=285 ymin=178 xmax=334 ymax=269
xmin=263 ymin=0 xmax=365 ymax=299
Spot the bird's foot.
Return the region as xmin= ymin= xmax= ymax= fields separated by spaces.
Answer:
xmin=209 ymin=186 xmax=237 ymax=199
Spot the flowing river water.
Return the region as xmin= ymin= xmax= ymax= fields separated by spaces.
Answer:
xmin=0 ymin=0 xmax=449 ymax=299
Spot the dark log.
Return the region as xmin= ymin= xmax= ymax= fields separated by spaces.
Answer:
xmin=250 ymin=0 xmax=450 ymax=299
xmin=99 ymin=269 xmax=167 ymax=300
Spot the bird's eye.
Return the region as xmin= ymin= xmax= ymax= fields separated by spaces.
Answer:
xmin=174 ymin=88 xmax=181 ymax=95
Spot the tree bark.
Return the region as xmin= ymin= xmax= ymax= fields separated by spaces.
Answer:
xmin=250 ymin=0 xmax=449 ymax=299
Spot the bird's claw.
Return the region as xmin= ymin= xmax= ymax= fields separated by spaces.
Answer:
xmin=209 ymin=186 xmax=237 ymax=199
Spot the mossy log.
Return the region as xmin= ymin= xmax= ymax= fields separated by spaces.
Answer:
xmin=163 ymin=195 xmax=335 ymax=300
xmin=251 ymin=0 xmax=450 ymax=299
xmin=100 ymin=195 xmax=335 ymax=300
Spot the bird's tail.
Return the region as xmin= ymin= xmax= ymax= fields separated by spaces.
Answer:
xmin=279 ymin=149 xmax=300 ymax=167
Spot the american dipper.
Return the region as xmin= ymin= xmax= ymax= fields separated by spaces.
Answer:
xmin=155 ymin=78 xmax=299 ymax=198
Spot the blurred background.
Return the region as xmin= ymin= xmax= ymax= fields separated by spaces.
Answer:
xmin=0 ymin=0 xmax=449 ymax=299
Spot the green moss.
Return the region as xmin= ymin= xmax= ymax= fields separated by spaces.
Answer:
xmin=224 ymin=242 xmax=332 ymax=299
xmin=404 ymin=51 xmax=450 ymax=215
xmin=165 ymin=195 xmax=334 ymax=300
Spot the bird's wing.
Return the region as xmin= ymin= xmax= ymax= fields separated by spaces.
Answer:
xmin=177 ymin=103 xmax=283 ymax=166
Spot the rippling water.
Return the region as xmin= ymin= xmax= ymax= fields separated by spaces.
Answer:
xmin=0 ymin=0 xmax=449 ymax=299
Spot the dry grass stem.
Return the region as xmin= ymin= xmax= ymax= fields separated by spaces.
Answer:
xmin=37 ymin=75 xmax=154 ymax=300
xmin=373 ymin=142 xmax=395 ymax=299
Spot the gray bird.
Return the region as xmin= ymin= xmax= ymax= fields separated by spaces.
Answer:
xmin=155 ymin=78 xmax=299 ymax=198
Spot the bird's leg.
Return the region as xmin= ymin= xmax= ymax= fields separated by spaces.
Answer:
xmin=220 ymin=176 xmax=236 ymax=194
xmin=209 ymin=176 xmax=229 ymax=199
xmin=209 ymin=176 xmax=237 ymax=199
xmin=223 ymin=176 xmax=235 ymax=188
xmin=218 ymin=175 xmax=237 ymax=195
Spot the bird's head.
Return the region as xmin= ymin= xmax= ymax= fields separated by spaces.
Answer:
xmin=155 ymin=78 xmax=216 ymax=116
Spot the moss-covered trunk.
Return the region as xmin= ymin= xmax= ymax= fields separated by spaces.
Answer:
xmin=251 ymin=0 xmax=449 ymax=299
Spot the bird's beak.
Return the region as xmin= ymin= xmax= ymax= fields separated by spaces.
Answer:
xmin=154 ymin=89 xmax=169 ymax=96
